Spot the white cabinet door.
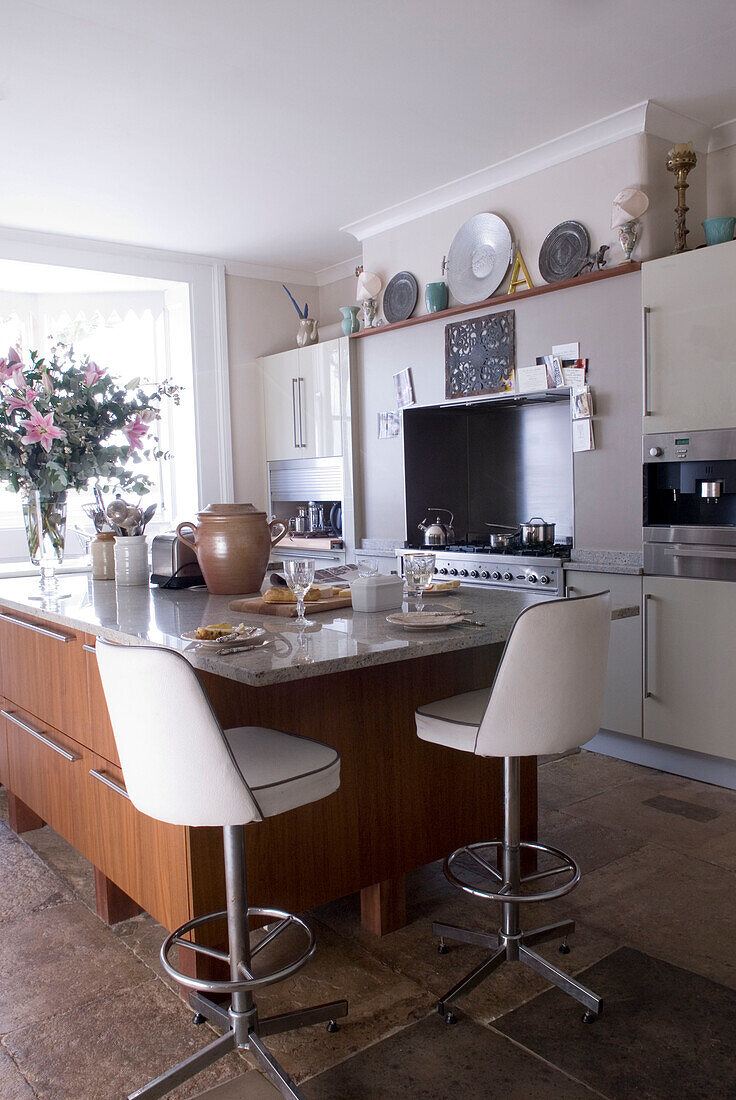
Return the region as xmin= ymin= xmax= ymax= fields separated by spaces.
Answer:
xmin=566 ymin=570 xmax=643 ymax=738
xmin=643 ymin=576 xmax=736 ymax=760
xmin=297 ymin=341 xmax=342 ymax=459
xmin=642 ymin=241 xmax=736 ymax=433
xmin=262 ymin=349 xmax=304 ymax=461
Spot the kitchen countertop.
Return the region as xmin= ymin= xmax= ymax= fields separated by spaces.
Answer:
xmin=565 ymin=549 xmax=643 ymax=576
xmin=0 ymin=578 xmax=638 ymax=689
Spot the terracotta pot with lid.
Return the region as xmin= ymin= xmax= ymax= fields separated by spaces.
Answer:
xmin=176 ymin=504 xmax=286 ymax=595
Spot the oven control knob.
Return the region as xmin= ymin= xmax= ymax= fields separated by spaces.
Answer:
xmin=481 ymin=570 xmax=491 ymax=579
xmin=470 ymin=570 xmax=479 ymax=578
xmin=459 ymin=568 xmax=469 ymax=577
xmin=439 ymin=567 xmax=448 ymax=575
xmin=434 ymin=567 xmax=439 ymax=573
xmin=491 ymin=571 xmax=501 ymax=580
xmin=527 ymin=573 xmax=538 ymax=583
xmin=649 ymin=447 xmax=663 ymax=457
xmin=503 ymin=571 xmax=513 ymax=581
xmin=539 ymin=574 xmax=550 ymax=585
xmin=449 ymin=568 xmax=458 ymax=576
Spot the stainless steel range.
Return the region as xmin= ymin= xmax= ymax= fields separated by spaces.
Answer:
xmin=397 ymin=544 xmax=570 ymax=597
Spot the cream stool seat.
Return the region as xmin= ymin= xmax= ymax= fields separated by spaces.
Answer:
xmin=96 ymin=639 xmax=347 ymax=1100
xmin=415 ymin=592 xmax=612 ymax=1026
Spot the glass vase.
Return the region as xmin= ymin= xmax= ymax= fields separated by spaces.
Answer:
xmin=22 ymin=489 xmax=68 ymax=597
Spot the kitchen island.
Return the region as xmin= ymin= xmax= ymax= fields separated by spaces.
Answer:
xmin=0 ymin=577 xmax=636 ymax=976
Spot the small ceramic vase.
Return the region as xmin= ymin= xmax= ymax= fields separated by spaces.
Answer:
xmin=702 ymin=217 xmax=736 ymax=246
xmin=617 ymin=220 xmax=639 ymax=263
xmin=425 ymin=281 xmax=448 ymax=313
xmin=296 ymin=317 xmax=319 ymax=347
xmin=339 ymin=306 xmax=360 ymax=335
xmin=361 ymin=297 xmax=378 ymax=329
xmin=114 ymin=535 xmax=149 ymax=586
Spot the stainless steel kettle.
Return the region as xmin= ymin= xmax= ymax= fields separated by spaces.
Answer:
xmin=418 ymin=508 xmax=455 ymax=547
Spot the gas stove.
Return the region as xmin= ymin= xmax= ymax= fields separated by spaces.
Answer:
xmin=397 ymin=544 xmax=570 ymax=597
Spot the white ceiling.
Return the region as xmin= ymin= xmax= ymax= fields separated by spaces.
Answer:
xmin=3 ymin=0 xmax=736 ymax=274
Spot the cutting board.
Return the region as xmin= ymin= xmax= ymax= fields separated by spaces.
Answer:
xmin=229 ymin=594 xmax=352 ymax=618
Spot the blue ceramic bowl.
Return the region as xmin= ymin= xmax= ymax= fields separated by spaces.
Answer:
xmin=702 ymin=217 xmax=736 ymax=246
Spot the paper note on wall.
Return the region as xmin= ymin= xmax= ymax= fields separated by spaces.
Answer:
xmin=572 ymin=418 xmax=595 ymax=452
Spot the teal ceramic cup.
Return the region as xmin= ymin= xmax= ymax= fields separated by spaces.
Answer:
xmin=425 ymin=281 xmax=448 ymax=313
xmin=702 ymin=217 xmax=736 ymax=246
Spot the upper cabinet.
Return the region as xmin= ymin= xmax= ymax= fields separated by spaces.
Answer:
xmin=642 ymin=241 xmax=736 ymax=433
xmin=261 ymin=340 xmax=342 ymax=462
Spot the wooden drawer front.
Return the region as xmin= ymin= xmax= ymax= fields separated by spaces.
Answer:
xmin=2 ymin=704 xmax=87 ymax=848
xmin=0 ymin=698 xmax=9 ymax=788
xmin=85 ymin=753 xmax=190 ymax=931
xmin=83 ymin=636 xmax=121 ymax=766
xmin=0 ymin=608 xmax=89 ymax=739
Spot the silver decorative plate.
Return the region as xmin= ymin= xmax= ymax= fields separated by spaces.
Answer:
xmin=383 ymin=271 xmax=418 ymax=324
xmin=538 ymin=221 xmax=590 ymax=283
xmin=446 ymin=213 xmax=513 ymax=304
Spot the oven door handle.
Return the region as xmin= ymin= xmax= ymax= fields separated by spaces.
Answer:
xmin=663 ymin=546 xmax=736 ymax=560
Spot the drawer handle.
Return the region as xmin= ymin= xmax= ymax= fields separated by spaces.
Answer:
xmin=89 ymin=768 xmax=130 ymax=800
xmin=1 ymin=709 xmax=81 ymax=762
xmin=83 ymin=643 xmax=97 ymax=654
xmin=0 ymin=612 xmax=73 ymax=643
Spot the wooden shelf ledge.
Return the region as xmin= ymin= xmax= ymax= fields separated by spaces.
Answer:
xmin=350 ymin=262 xmax=641 ymax=339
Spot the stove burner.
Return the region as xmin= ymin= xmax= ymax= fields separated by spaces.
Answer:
xmin=409 ymin=542 xmax=571 ymax=560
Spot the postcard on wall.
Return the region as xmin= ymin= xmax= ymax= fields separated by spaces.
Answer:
xmin=552 ymin=341 xmax=580 ymax=360
xmin=378 ymin=411 xmax=401 ymax=439
xmin=516 ymin=364 xmax=549 ymax=394
xmin=537 ymin=355 xmax=565 ymax=388
xmin=572 ymin=387 xmax=594 ymax=419
xmin=393 ymin=367 xmax=415 ymax=409
xmin=572 ymin=417 xmax=595 ymax=452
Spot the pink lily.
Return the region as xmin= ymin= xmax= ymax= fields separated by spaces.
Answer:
xmin=84 ymin=360 xmax=105 ymax=387
xmin=21 ymin=409 xmax=66 ymax=453
xmin=0 ymin=358 xmax=14 ymax=383
xmin=6 ymin=386 xmax=38 ymax=414
xmin=7 ymin=347 xmax=22 ymax=368
xmin=123 ymin=414 xmax=148 ymax=452
xmin=42 ymin=370 xmax=54 ymax=395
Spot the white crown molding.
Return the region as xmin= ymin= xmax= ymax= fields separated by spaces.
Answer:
xmin=315 ymin=254 xmax=362 ymax=287
xmin=709 ymin=118 xmax=736 ymax=153
xmin=341 ymin=100 xmax=716 ymax=243
xmin=223 ymin=258 xmax=318 ymax=286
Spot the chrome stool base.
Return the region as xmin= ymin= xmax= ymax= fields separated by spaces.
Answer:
xmin=127 ymin=825 xmax=348 ymax=1100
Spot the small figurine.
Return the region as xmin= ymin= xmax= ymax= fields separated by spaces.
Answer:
xmin=578 ymin=245 xmax=609 ymax=275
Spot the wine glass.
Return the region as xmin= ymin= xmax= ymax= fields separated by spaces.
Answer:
xmin=403 ymin=552 xmax=436 ymax=611
xmin=283 ymin=558 xmax=316 ymax=626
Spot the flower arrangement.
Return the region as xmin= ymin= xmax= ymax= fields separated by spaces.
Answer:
xmin=0 ymin=341 xmax=179 ymax=500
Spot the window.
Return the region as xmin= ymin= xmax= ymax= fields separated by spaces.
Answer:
xmin=0 ymin=235 xmax=232 ymax=565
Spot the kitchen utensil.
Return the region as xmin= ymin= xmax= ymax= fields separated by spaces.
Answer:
xmin=519 ymin=517 xmax=556 ymax=548
xmin=307 ymin=501 xmax=324 ymax=531
xmin=445 ymin=213 xmax=513 ymax=304
xmin=484 ymin=523 xmax=520 ymax=550
xmin=228 ymin=593 xmax=352 ymax=618
xmin=113 ymin=534 xmax=148 ymax=586
xmin=418 ymin=509 xmax=455 ymax=547
xmin=383 ymin=271 xmax=418 ymax=323
xmin=216 ymin=638 xmax=273 ymax=656
xmin=181 ymin=626 xmax=266 ymax=650
xmin=385 ymin=611 xmax=466 ymax=631
xmin=351 ymin=574 xmax=404 ymax=612
xmin=283 ymin=558 xmax=316 ymax=625
xmin=176 ymin=504 xmax=287 ymax=595
xmin=294 ymin=507 xmax=308 ymax=535
xmin=538 ymin=221 xmax=590 ymax=283
xmin=329 ymin=502 xmax=342 ymax=534
xmin=142 ymin=503 xmax=157 ymax=529
xmin=403 ymin=552 xmax=436 ymax=610
xmin=150 ymin=532 xmax=204 ymax=588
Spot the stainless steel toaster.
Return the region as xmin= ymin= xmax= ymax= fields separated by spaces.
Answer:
xmin=150 ymin=532 xmax=204 ymax=588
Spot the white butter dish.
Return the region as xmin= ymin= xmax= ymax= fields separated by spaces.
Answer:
xmin=351 ymin=574 xmax=405 ymax=612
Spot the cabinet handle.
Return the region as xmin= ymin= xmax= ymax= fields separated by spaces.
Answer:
xmin=1 ymin=708 xmax=81 ymax=762
xmin=297 ymin=376 xmax=306 ymax=447
xmin=643 ymin=593 xmax=653 ymax=699
xmin=664 ymin=546 xmax=736 ymax=560
xmin=291 ymin=378 xmax=299 ymax=449
xmin=89 ymin=768 xmax=130 ymax=800
xmin=0 ymin=611 xmax=73 ymax=643
xmin=83 ymin=643 xmax=97 ymax=654
xmin=642 ymin=306 xmax=651 ymax=417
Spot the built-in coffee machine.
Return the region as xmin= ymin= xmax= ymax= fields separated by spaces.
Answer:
xmin=643 ymin=428 xmax=736 ymax=580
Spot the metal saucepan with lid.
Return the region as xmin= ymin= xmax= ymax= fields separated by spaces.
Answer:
xmin=518 ymin=517 xmax=556 ymax=548
xmin=484 ymin=523 xmax=519 ymax=550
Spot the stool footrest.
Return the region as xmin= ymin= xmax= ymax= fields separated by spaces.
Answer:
xmin=161 ymin=906 xmax=316 ymax=996
xmin=444 ymin=839 xmax=580 ymax=904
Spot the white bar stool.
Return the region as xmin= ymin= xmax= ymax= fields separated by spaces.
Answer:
xmin=96 ymin=639 xmax=348 ymax=1100
xmin=415 ymin=592 xmax=612 ymax=1025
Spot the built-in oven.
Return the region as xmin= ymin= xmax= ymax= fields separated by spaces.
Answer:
xmin=643 ymin=428 xmax=736 ymax=580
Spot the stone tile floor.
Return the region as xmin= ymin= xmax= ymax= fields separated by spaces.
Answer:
xmin=1 ymin=749 xmax=736 ymax=1098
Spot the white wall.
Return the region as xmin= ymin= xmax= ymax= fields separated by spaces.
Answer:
xmin=707 ymin=145 xmax=736 ymax=220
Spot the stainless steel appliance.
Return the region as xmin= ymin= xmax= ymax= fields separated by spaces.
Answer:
xmin=643 ymin=427 xmax=736 ymax=580
xmin=418 ymin=509 xmax=455 ymax=547
xmin=150 ymin=532 xmax=204 ymax=588
xmin=397 ymin=543 xmax=569 ymax=597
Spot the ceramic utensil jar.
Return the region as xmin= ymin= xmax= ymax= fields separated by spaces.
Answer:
xmin=177 ymin=504 xmax=287 ymax=595
xmin=114 ymin=535 xmax=149 ymax=586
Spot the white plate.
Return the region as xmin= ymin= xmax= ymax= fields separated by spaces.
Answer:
xmin=181 ymin=626 xmax=266 ymax=650
xmin=386 ymin=611 xmax=467 ymax=631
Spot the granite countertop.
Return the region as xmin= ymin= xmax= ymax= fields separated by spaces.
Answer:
xmin=565 ymin=549 xmax=643 ymax=576
xmin=0 ymin=577 xmax=637 ymax=689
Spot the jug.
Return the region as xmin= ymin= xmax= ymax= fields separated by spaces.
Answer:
xmin=177 ymin=503 xmax=286 ymax=595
